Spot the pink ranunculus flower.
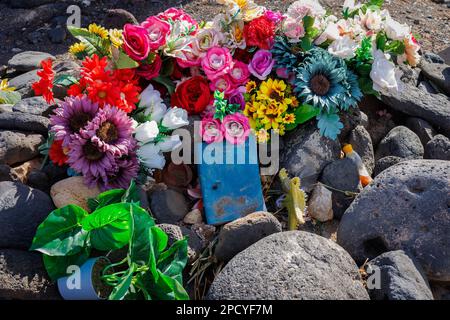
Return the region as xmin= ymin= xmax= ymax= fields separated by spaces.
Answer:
xmin=248 ymin=49 xmax=275 ymax=81
xmin=209 ymin=75 xmax=236 ymax=96
xmin=282 ymin=17 xmax=305 ymax=43
xmin=201 ymin=46 xmax=233 ymax=81
xmin=229 ymin=60 xmax=250 ymax=86
xmin=122 ymin=24 xmax=151 ymax=61
xmin=141 ymin=16 xmax=171 ymax=50
xmin=200 ymin=115 xmax=223 ymax=144
xmin=222 ymin=113 xmax=251 ymax=145
xmin=136 ymin=54 xmax=162 ymax=80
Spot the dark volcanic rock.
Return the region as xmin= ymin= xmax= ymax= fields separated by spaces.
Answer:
xmin=367 ymin=250 xmax=434 ymax=300
xmin=12 ymin=96 xmax=58 ymax=116
xmin=157 ymin=224 xmax=204 ymax=262
xmin=149 ymin=189 xmax=189 ymax=224
xmin=0 ymin=130 xmax=44 ymax=166
xmin=0 ymin=181 xmax=55 ymax=250
xmin=337 ymin=160 xmax=450 ymax=282
xmin=375 ymin=126 xmax=424 ymax=160
xmin=281 ymin=122 xmax=341 ymax=192
xmin=207 ymin=231 xmax=369 ymax=300
xmin=424 ymin=134 xmax=450 ymax=160
xmin=102 ymin=9 xmax=139 ymax=29
xmin=8 ymin=70 xmax=39 ymax=98
xmin=7 ymin=51 xmax=54 ymax=72
xmin=349 ymin=125 xmax=375 ymax=175
xmin=373 ymin=156 xmax=404 ymax=177
xmin=405 ymin=117 xmax=436 ymax=146
xmin=0 ymin=112 xmax=50 ymax=134
xmin=420 ymin=60 xmax=450 ymax=96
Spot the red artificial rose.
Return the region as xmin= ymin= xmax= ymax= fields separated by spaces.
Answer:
xmin=244 ymin=15 xmax=276 ymax=50
xmin=171 ymin=76 xmax=211 ymax=115
xmin=136 ymin=55 xmax=162 ymax=80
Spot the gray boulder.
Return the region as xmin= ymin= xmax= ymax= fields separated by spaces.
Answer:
xmin=214 ymin=211 xmax=282 ymax=261
xmin=380 ymin=82 xmax=450 ymax=136
xmin=156 ymin=224 xmax=204 ymax=262
xmin=149 ymin=189 xmax=189 ymax=224
xmin=424 ymin=134 xmax=450 ymax=160
xmin=405 ymin=117 xmax=436 ymax=146
xmin=420 ymin=60 xmax=450 ymax=96
xmin=12 ymin=96 xmax=58 ymax=116
xmin=0 ymin=181 xmax=55 ymax=250
xmin=0 ymin=112 xmax=50 ymax=134
xmin=8 ymin=70 xmax=40 ymax=98
xmin=8 ymin=51 xmax=55 ymax=72
xmin=207 ymin=231 xmax=369 ymax=300
xmin=367 ymin=250 xmax=433 ymax=300
xmin=0 ymin=130 xmax=44 ymax=166
xmin=337 ymin=160 xmax=450 ymax=282
xmin=349 ymin=125 xmax=375 ymax=175
xmin=320 ymin=158 xmax=361 ymax=219
xmin=0 ymin=249 xmax=60 ymax=300
xmin=281 ymin=122 xmax=341 ymax=192
xmin=376 ymin=126 xmax=424 ymax=160
xmin=373 ymin=156 xmax=404 ymax=177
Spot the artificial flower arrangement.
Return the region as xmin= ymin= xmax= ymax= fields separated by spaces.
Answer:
xmin=32 ymin=0 xmax=421 ymax=191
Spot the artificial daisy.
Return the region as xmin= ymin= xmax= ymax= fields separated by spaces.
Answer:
xmin=85 ymin=105 xmax=134 ymax=156
xmin=88 ymin=23 xmax=109 ymax=39
xmin=109 ymin=29 xmax=123 ymax=48
xmin=50 ymin=95 xmax=99 ymax=147
xmin=69 ymin=43 xmax=88 ymax=58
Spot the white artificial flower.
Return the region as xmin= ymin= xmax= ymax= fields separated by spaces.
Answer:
xmin=359 ymin=9 xmax=383 ymax=31
xmin=134 ymin=121 xmax=159 ymax=144
xmin=370 ymin=49 xmax=403 ymax=93
xmin=157 ymin=135 xmax=182 ymax=153
xmin=137 ymin=143 xmax=166 ymax=170
xmin=343 ymin=0 xmax=361 ymax=10
xmin=162 ymin=107 xmax=189 ymax=130
xmin=139 ymin=84 xmax=167 ymax=122
xmin=384 ymin=16 xmax=410 ymax=41
xmin=130 ymin=119 xmax=139 ymax=130
xmin=314 ymin=22 xmax=340 ymax=45
xmin=287 ymin=0 xmax=326 ymax=19
xmin=328 ymin=35 xmax=358 ymax=59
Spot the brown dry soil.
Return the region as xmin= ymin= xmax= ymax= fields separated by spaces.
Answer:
xmin=0 ymin=0 xmax=449 ymax=66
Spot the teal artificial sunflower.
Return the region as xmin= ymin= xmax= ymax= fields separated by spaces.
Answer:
xmin=271 ymin=36 xmax=304 ymax=74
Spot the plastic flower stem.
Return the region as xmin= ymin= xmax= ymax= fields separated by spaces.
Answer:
xmin=317 ymin=182 xmax=359 ymax=197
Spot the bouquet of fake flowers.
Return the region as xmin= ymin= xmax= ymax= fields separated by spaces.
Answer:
xmin=32 ymin=0 xmax=421 ymax=191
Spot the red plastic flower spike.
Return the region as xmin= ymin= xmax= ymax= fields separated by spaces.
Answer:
xmin=49 ymin=139 xmax=68 ymax=167
xmin=32 ymin=58 xmax=55 ymax=104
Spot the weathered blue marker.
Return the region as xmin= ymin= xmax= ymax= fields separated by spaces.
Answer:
xmin=196 ymin=134 xmax=265 ymax=225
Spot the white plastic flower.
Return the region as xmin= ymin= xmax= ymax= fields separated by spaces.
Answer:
xmin=162 ymin=107 xmax=189 ymax=130
xmin=370 ymin=49 xmax=403 ymax=93
xmin=384 ymin=16 xmax=410 ymax=40
xmin=314 ymin=22 xmax=340 ymax=45
xmin=137 ymin=143 xmax=166 ymax=170
xmin=287 ymin=0 xmax=326 ymax=19
xmin=157 ymin=135 xmax=183 ymax=153
xmin=343 ymin=0 xmax=361 ymax=11
xmin=134 ymin=121 xmax=159 ymax=144
xmin=359 ymin=9 xmax=383 ymax=31
xmin=139 ymin=84 xmax=167 ymax=122
xmin=328 ymin=35 xmax=358 ymax=59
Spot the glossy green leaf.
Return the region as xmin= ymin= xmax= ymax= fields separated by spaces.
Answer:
xmin=109 ymin=263 xmax=137 ymax=300
xmin=82 ymin=203 xmax=132 ymax=251
xmin=90 ymin=189 xmax=125 ymax=211
xmin=128 ymin=205 xmax=157 ymax=266
xmin=30 ymin=205 xmax=89 ymax=256
xmin=121 ymin=180 xmax=141 ymax=204
xmin=43 ymin=247 xmax=91 ymax=281
xmin=53 ymin=74 xmax=78 ymax=87
xmin=157 ymin=238 xmax=188 ymax=279
xmin=153 ymin=76 xmax=175 ymax=95
xmin=114 ymin=50 xmax=139 ymax=69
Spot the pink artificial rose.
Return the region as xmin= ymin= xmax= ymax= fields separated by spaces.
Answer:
xmin=209 ymin=75 xmax=236 ymax=96
xmin=122 ymin=24 xmax=150 ymax=61
xmin=136 ymin=55 xmax=162 ymax=80
xmin=141 ymin=16 xmax=171 ymax=50
xmin=265 ymin=10 xmax=284 ymax=25
xmin=201 ymin=46 xmax=233 ymax=81
xmin=222 ymin=113 xmax=251 ymax=145
xmin=282 ymin=17 xmax=305 ymax=42
xmin=177 ymin=47 xmax=201 ymax=68
xmin=157 ymin=8 xmax=198 ymax=35
xmin=248 ymin=49 xmax=275 ymax=81
xmin=200 ymin=116 xmax=223 ymax=144
xmin=229 ymin=60 xmax=250 ymax=86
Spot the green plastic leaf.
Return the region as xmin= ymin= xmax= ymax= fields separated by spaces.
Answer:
xmin=153 ymin=76 xmax=175 ymax=95
xmin=114 ymin=50 xmax=139 ymax=69
xmin=109 ymin=263 xmax=137 ymax=300
xmin=385 ymin=40 xmax=405 ymax=55
xmin=317 ymin=111 xmax=344 ymax=140
xmin=0 ymin=90 xmax=21 ymax=105
xmin=300 ymin=37 xmax=313 ymax=52
xmin=43 ymin=247 xmax=91 ymax=281
xmin=82 ymin=203 xmax=132 ymax=251
xmin=376 ymin=33 xmax=387 ymax=51
xmin=121 ymin=180 xmax=141 ymax=204
xmin=90 ymin=189 xmax=125 ymax=211
xmin=295 ymin=104 xmax=321 ymax=124
xmin=303 ymin=16 xmax=315 ymax=30
xmin=53 ymin=74 xmax=78 ymax=87
xmin=30 ymin=205 xmax=89 ymax=256
xmin=157 ymin=238 xmax=188 ymax=279
xmin=67 ymin=26 xmax=110 ymax=57
xmin=128 ymin=205 xmax=157 ymax=266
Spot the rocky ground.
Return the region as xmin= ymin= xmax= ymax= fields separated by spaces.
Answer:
xmin=0 ymin=0 xmax=449 ymax=65
xmin=0 ymin=0 xmax=450 ymax=301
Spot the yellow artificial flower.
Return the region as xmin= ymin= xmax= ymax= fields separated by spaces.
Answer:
xmin=256 ymin=128 xmax=270 ymax=143
xmin=88 ymin=23 xmax=109 ymax=39
xmin=0 ymin=79 xmax=15 ymax=92
xmin=257 ymin=78 xmax=293 ymax=108
xmin=276 ymin=124 xmax=286 ymax=136
xmin=69 ymin=42 xmax=87 ymax=56
xmin=109 ymin=28 xmax=123 ymax=48
xmin=283 ymin=113 xmax=296 ymax=124
xmin=291 ymin=96 xmax=299 ymax=108
xmin=246 ymin=80 xmax=257 ymax=93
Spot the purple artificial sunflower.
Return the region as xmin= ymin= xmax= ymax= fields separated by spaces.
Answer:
xmin=50 ymin=95 xmax=99 ymax=146
xmin=67 ymin=135 xmax=116 ymax=178
xmin=84 ymin=139 xmax=140 ymax=190
xmin=85 ymin=104 xmax=134 ymax=156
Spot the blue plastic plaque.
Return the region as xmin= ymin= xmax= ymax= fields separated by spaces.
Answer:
xmin=196 ymin=135 xmax=265 ymax=225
